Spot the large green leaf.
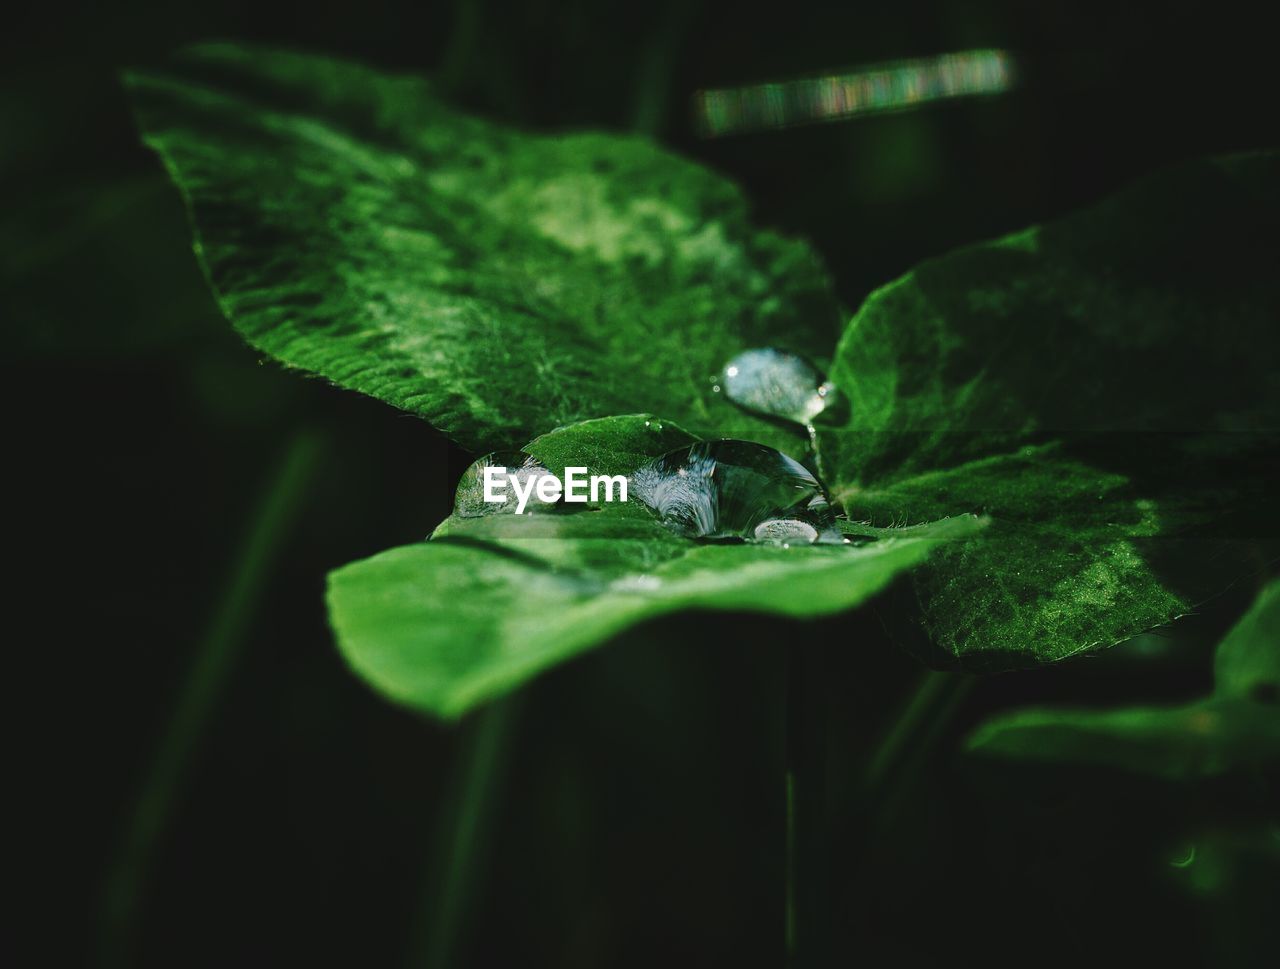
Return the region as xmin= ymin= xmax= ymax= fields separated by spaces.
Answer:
xmin=327 ymin=416 xmax=982 ymax=717
xmin=816 ymin=153 xmax=1280 ymax=668
xmin=130 ymin=41 xmax=1280 ymax=695
xmin=124 ymin=43 xmax=839 ymax=454
xmin=965 ymin=579 xmax=1280 ymax=779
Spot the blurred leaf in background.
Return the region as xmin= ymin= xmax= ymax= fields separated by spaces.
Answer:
xmin=966 ymin=578 xmax=1280 ymax=777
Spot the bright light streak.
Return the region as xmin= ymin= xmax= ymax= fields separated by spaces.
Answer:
xmin=692 ymin=49 xmax=1014 ymax=137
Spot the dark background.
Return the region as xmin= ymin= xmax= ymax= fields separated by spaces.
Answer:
xmin=6 ymin=2 xmax=1278 ymax=966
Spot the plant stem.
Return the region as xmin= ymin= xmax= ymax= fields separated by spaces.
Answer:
xmin=630 ymin=0 xmax=700 ymax=137
xmin=863 ymin=669 xmax=974 ymax=822
xmin=437 ymin=0 xmax=483 ymax=95
xmin=785 ymin=641 xmax=828 ymax=967
xmin=880 ymin=674 xmax=974 ymax=814
xmin=412 ymin=696 xmax=521 ymax=969
xmin=97 ymin=430 xmax=323 ymax=967
xmin=864 ymin=669 xmax=953 ymax=790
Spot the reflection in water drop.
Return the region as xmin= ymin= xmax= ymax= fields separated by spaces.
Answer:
xmin=453 ymin=451 xmax=557 ymax=517
xmin=631 ymin=440 xmax=840 ymax=544
xmin=721 ymin=348 xmax=835 ymax=425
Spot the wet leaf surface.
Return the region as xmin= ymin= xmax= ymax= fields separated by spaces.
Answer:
xmin=328 ymin=416 xmax=981 ymax=716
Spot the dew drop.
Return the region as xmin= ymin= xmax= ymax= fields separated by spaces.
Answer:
xmin=453 ymin=451 xmax=558 ymax=517
xmin=630 ymin=440 xmax=840 ymax=543
xmin=753 ymin=518 xmax=819 ymax=544
xmin=720 ymin=348 xmax=836 ymax=425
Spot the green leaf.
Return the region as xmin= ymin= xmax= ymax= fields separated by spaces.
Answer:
xmin=963 ymin=699 xmax=1280 ymax=780
xmin=817 ymin=153 xmax=1280 ymax=668
xmin=1215 ymin=579 xmax=1280 ymax=701
xmin=327 ymin=416 xmax=983 ymax=717
xmin=128 ymin=42 xmax=1279 ymax=691
xmin=124 ymin=43 xmax=840 ymax=454
xmin=965 ymin=579 xmax=1280 ymax=779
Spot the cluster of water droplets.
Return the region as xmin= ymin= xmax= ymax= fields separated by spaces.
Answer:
xmin=630 ymin=440 xmax=841 ymax=545
xmin=449 ymin=349 xmax=851 ymax=545
xmin=453 ymin=450 xmax=558 ymax=517
xmin=637 ymin=348 xmax=848 ymax=544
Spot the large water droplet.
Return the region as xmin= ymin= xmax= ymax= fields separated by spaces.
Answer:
xmin=721 ymin=348 xmax=835 ymax=425
xmin=630 ymin=440 xmax=839 ymax=543
xmin=453 ymin=451 xmax=557 ymax=517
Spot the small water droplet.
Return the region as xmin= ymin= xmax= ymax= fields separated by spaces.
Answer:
xmin=712 ymin=384 xmax=721 ymax=393
xmin=631 ymin=440 xmax=840 ymax=543
xmin=720 ymin=348 xmax=837 ymax=425
xmin=754 ymin=519 xmax=819 ymax=544
xmin=453 ymin=451 xmax=558 ymax=517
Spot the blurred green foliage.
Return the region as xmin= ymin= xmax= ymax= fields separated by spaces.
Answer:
xmin=967 ymin=579 xmax=1280 ymax=777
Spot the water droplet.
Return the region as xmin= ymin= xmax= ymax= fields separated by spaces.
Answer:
xmin=753 ymin=518 xmax=819 ymax=544
xmin=720 ymin=348 xmax=836 ymax=425
xmin=630 ymin=440 xmax=840 ymax=543
xmin=453 ymin=451 xmax=558 ymax=517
